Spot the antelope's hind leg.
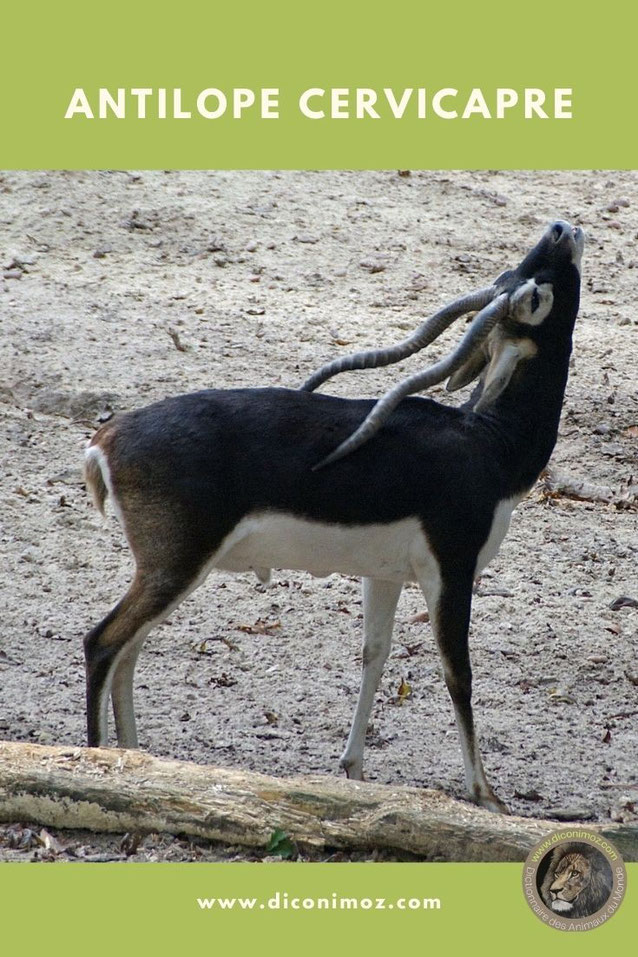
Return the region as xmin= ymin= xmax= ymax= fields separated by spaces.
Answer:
xmin=84 ymin=561 xmax=201 ymax=748
xmin=340 ymin=577 xmax=403 ymax=780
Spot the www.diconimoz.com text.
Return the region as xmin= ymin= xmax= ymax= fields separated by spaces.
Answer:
xmin=196 ymin=893 xmax=442 ymax=912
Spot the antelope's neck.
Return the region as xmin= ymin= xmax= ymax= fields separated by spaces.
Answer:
xmin=471 ymin=342 xmax=573 ymax=497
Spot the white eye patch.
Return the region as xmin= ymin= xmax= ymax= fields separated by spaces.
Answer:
xmin=509 ymin=280 xmax=554 ymax=326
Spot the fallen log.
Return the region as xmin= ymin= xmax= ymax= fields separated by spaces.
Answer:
xmin=540 ymin=465 xmax=637 ymax=509
xmin=0 ymin=741 xmax=636 ymax=861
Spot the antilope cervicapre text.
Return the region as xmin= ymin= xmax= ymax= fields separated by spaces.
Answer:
xmin=84 ymin=220 xmax=584 ymax=813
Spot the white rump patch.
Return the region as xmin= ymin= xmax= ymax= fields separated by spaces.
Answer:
xmin=85 ymin=444 xmax=127 ymax=530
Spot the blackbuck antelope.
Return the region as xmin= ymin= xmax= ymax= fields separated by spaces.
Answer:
xmin=84 ymin=220 xmax=584 ymax=813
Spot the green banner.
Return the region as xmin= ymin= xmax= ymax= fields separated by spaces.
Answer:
xmin=1 ymin=0 xmax=636 ymax=168
xmin=0 ymin=862 xmax=634 ymax=953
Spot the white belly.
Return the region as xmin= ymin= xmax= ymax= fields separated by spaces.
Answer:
xmin=213 ymin=512 xmax=427 ymax=583
xmin=206 ymin=496 xmax=519 ymax=596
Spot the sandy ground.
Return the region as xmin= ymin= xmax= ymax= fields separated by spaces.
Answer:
xmin=0 ymin=170 xmax=637 ymax=863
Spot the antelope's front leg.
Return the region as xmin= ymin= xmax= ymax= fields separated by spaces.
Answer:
xmin=340 ymin=577 xmax=402 ymax=780
xmin=428 ymin=570 xmax=508 ymax=813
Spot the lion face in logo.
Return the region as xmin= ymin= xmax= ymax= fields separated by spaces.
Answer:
xmin=545 ymin=853 xmax=591 ymax=912
xmin=539 ymin=844 xmax=613 ymax=919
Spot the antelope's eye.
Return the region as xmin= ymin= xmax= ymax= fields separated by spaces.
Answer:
xmin=531 ymin=288 xmax=540 ymax=312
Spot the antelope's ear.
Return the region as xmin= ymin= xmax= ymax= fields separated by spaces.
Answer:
xmin=446 ymin=348 xmax=489 ymax=392
xmin=473 ymin=337 xmax=538 ymax=412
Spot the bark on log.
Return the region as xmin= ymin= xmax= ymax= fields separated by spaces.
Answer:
xmin=0 ymin=741 xmax=636 ymax=861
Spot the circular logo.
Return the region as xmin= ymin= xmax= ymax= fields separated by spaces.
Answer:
xmin=522 ymin=830 xmax=627 ymax=931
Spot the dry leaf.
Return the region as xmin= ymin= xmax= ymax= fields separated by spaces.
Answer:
xmin=397 ymin=678 xmax=412 ymax=704
xmin=408 ymin=611 xmax=429 ymax=624
xmin=609 ymin=596 xmax=638 ymax=611
xmin=236 ymin=618 xmax=281 ymax=636
xmin=38 ymin=829 xmax=61 ymax=854
xmin=167 ymin=328 xmax=187 ymax=352
xmin=120 ymin=832 xmax=142 ymax=857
